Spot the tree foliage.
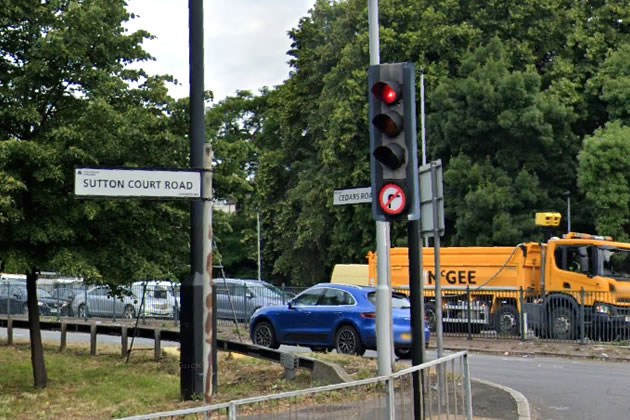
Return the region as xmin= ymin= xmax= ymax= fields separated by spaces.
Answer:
xmin=208 ymin=0 xmax=630 ymax=286
xmin=5 ymin=0 xmax=630 ymax=293
xmin=578 ymin=122 xmax=630 ymax=241
xmin=0 ymin=0 xmax=189 ymax=285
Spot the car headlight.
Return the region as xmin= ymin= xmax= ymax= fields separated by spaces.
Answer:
xmin=595 ymin=303 xmax=610 ymax=315
xmin=38 ymin=301 xmax=43 ymax=306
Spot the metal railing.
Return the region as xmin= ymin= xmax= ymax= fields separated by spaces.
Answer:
xmin=3 ymin=278 xmax=629 ymax=344
xmin=394 ymin=286 xmax=630 ymax=343
xmin=117 ymin=351 xmax=473 ymax=420
xmin=0 ymin=279 xmax=299 ymax=326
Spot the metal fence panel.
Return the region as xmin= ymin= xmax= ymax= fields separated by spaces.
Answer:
xmin=115 ymin=351 xmax=472 ymax=420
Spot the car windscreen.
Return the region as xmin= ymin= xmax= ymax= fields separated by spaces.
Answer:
xmin=367 ymin=291 xmax=411 ymax=309
xmin=248 ymin=282 xmax=284 ymax=298
xmin=37 ymin=288 xmax=53 ymax=298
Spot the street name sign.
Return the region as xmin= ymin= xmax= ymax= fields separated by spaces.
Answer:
xmin=74 ymin=167 xmax=201 ymax=199
xmin=333 ymin=186 xmax=372 ymax=205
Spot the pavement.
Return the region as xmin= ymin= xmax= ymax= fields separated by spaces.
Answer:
xmin=427 ymin=335 xmax=630 ymax=420
xmin=216 ymin=324 xmax=626 ymax=420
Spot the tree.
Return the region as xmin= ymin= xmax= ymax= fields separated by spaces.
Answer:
xmin=578 ymin=121 xmax=630 ymax=241
xmin=205 ymin=91 xmax=266 ymax=278
xmin=0 ymin=0 xmax=188 ymax=388
xmin=428 ymin=38 xmax=576 ymax=244
xmin=211 ymin=0 xmax=629 ymax=285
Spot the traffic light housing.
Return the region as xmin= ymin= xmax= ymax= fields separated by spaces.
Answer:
xmin=368 ymin=62 xmax=420 ymax=221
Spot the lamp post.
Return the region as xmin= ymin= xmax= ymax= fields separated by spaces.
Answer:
xmin=562 ymin=191 xmax=571 ymax=233
xmin=257 ymin=210 xmax=261 ymax=281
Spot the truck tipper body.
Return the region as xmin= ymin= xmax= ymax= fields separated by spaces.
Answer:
xmin=366 ymin=233 xmax=630 ymax=340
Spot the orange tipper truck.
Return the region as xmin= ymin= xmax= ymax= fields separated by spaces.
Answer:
xmin=367 ymin=232 xmax=630 ymax=340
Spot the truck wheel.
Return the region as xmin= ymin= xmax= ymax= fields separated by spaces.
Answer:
xmin=496 ymin=305 xmax=519 ymax=336
xmin=549 ymin=305 xmax=576 ymax=340
xmin=424 ymin=302 xmax=437 ymax=332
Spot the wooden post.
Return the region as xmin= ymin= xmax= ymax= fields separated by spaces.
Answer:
xmin=90 ymin=323 xmax=97 ymax=356
xmin=154 ymin=328 xmax=161 ymax=361
xmin=7 ymin=319 xmax=13 ymax=345
xmin=121 ymin=326 xmax=128 ymax=358
xmin=60 ymin=322 xmax=67 ymax=352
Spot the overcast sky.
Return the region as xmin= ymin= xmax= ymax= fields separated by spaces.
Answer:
xmin=125 ymin=0 xmax=316 ymax=102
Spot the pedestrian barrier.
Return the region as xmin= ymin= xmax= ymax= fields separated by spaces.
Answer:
xmin=116 ymin=351 xmax=473 ymax=420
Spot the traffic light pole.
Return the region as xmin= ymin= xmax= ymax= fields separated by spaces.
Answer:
xmin=368 ymin=0 xmax=394 ymax=380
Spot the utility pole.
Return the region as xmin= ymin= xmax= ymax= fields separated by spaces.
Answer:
xmin=182 ymin=0 xmax=215 ymax=401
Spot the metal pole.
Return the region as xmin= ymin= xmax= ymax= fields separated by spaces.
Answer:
xmin=431 ymin=162 xmax=446 ymax=404
xmin=567 ymin=195 xmax=571 ymax=233
xmin=257 ymin=211 xmax=262 ymax=281
xmin=181 ymin=0 xmax=207 ymax=401
xmin=421 ymin=72 xmax=426 ymax=166
xmin=421 ymin=73 xmax=429 ymax=248
xmin=368 ymin=0 xmax=380 ymax=64
xmin=368 ymin=0 xmax=393 ymax=378
xmin=431 ymin=163 xmax=443 ymax=359
xmin=408 ymin=219 xmax=424 ymax=420
xmin=202 ymin=145 xmax=215 ymax=401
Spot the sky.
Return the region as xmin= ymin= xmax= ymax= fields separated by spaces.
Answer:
xmin=124 ymin=0 xmax=316 ymax=102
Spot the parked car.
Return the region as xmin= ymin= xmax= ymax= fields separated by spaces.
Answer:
xmin=131 ymin=281 xmax=180 ymax=318
xmin=250 ymin=283 xmax=420 ymax=357
xmin=72 ymin=286 xmax=141 ymax=319
xmin=48 ymin=286 xmax=81 ymax=316
xmin=0 ymin=283 xmax=71 ymax=316
xmin=214 ymin=278 xmax=287 ymax=321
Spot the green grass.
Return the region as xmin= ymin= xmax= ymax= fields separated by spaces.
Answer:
xmin=0 ymin=342 xmax=184 ymax=419
xmin=0 ymin=341 xmax=312 ymax=419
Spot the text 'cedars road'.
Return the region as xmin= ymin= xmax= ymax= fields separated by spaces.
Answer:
xmin=74 ymin=167 xmax=201 ymax=199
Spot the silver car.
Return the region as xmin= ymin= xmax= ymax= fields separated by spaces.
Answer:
xmin=213 ymin=278 xmax=288 ymax=322
xmin=72 ymin=286 xmax=140 ymax=319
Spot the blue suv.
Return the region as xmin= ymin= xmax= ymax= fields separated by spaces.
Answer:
xmin=250 ymin=283 xmax=429 ymax=357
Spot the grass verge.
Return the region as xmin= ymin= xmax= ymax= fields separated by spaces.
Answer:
xmin=0 ymin=340 xmax=318 ymax=419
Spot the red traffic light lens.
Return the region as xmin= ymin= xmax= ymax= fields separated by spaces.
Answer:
xmin=372 ymin=81 xmax=400 ymax=104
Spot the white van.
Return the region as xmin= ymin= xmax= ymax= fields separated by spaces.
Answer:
xmin=132 ymin=280 xmax=180 ymax=318
xmin=330 ymin=264 xmax=372 ymax=286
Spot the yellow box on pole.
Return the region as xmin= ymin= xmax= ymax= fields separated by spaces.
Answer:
xmin=535 ymin=212 xmax=561 ymax=227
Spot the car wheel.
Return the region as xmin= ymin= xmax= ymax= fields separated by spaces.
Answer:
xmin=394 ymin=348 xmax=411 ymax=359
xmin=252 ymin=321 xmax=279 ymax=349
xmin=335 ymin=325 xmax=365 ymax=356
xmin=123 ymin=305 xmax=136 ymax=319
xmin=424 ymin=302 xmax=437 ymax=332
xmin=77 ymin=304 xmax=86 ymax=318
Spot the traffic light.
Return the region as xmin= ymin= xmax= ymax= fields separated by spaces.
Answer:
xmin=368 ymin=62 xmax=420 ymax=221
